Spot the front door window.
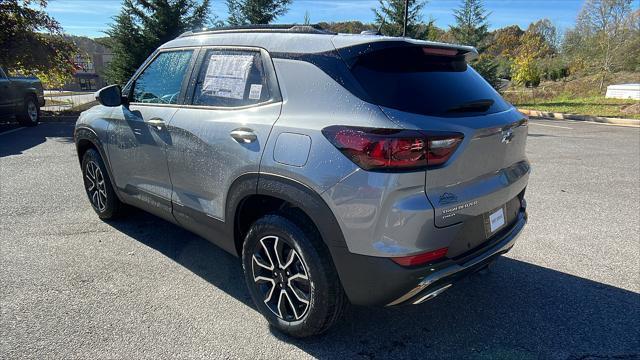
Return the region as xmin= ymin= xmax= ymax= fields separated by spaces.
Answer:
xmin=132 ymin=50 xmax=193 ymax=104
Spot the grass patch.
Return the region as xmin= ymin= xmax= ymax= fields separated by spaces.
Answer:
xmin=506 ymin=94 xmax=640 ymax=119
xmin=502 ymin=71 xmax=640 ymax=119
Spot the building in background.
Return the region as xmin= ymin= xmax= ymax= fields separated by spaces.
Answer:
xmin=63 ymin=36 xmax=112 ymax=91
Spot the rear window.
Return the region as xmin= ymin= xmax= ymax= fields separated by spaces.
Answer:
xmin=349 ymin=46 xmax=510 ymax=117
xmin=192 ymin=49 xmax=273 ymax=108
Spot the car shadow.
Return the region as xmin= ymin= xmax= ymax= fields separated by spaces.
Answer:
xmin=0 ymin=121 xmax=75 ymax=157
xmin=107 ymin=210 xmax=639 ymax=359
xmin=105 ymin=209 xmax=254 ymax=307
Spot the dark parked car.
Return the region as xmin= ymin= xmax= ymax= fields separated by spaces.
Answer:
xmin=0 ymin=67 xmax=45 ymax=126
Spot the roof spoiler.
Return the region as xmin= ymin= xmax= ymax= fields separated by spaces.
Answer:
xmin=332 ymin=37 xmax=479 ymax=63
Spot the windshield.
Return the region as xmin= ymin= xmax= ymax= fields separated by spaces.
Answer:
xmin=350 ymin=46 xmax=510 ymax=117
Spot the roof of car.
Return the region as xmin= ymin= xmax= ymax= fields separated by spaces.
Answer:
xmin=160 ymin=24 xmax=478 ymax=60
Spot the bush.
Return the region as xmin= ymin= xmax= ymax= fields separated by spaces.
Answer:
xmin=537 ymin=56 xmax=569 ymax=81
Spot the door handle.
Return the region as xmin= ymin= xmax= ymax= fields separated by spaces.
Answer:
xmin=230 ymin=128 xmax=257 ymax=144
xmin=146 ymin=118 xmax=165 ymax=130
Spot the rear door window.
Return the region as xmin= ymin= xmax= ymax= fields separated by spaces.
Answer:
xmin=349 ymin=46 xmax=510 ymax=117
xmin=191 ymin=49 xmax=273 ymax=107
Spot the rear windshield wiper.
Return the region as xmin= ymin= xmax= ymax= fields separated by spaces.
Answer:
xmin=446 ymin=99 xmax=494 ymax=114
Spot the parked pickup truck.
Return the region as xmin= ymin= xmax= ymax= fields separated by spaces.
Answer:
xmin=0 ymin=67 xmax=45 ymax=126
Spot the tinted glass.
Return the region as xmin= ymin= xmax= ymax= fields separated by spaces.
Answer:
xmin=350 ymin=46 xmax=510 ymax=117
xmin=192 ymin=49 xmax=271 ymax=107
xmin=132 ymin=50 xmax=193 ymax=104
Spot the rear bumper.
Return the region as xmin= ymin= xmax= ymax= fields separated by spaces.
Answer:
xmin=387 ymin=210 xmax=527 ymax=305
xmin=330 ymin=209 xmax=527 ymax=307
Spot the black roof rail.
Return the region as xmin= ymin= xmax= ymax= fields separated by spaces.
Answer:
xmin=179 ymin=24 xmax=336 ymax=38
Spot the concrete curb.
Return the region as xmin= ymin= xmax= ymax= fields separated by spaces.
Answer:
xmin=40 ymin=115 xmax=79 ymax=123
xmin=519 ymin=108 xmax=640 ymax=127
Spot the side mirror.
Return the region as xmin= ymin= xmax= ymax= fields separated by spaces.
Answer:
xmin=95 ymin=85 xmax=124 ymax=107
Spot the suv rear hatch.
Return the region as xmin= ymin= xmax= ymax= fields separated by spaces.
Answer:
xmin=336 ymin=39 xmax=530 ymax=257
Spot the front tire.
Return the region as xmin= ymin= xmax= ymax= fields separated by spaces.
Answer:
xmin=17 ymin=96 xmax=39 ymax=126
xmin=242 ymin=212 xmax=347 ymax=337
xmin=81 ymin=148 xmax=123 ymax=219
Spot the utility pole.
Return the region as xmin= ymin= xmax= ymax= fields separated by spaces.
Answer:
xmin=402 ymin=0 xmax=409 ymax=37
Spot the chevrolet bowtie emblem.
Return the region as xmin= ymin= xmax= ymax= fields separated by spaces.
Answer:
xmin=501 ymin=128 xmax=514 ymax=144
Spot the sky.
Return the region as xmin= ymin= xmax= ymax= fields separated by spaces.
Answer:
xmin=45 ymin=0 xmax=616 ymax=39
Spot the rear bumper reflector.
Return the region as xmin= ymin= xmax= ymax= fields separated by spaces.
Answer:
xmin=387 ymin=211 xmax=527 ymax=306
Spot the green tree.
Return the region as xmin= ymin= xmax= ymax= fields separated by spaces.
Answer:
xmin=527 ymin=19 xmax=558 ymax=53
xmin=511 ymin=31 xmax=549 ymax=87
xmin=414 ymin=18 xmax=440 ymax=40
xmin=317 ymin=21 xmax=376 ymax=34
xmin=103 ymin=10 xmax=147 ymax=85
xmin=473 ymin=53 xmax=500 ymax=88
xmin=487 ymin=26 xmax=523 ymax=58
xmin=449 ymin=0 xmax=490 ymax=49
xmin=373 ymin=0 xmax=426 ymax=37
xmin=226 ymin=0 xmax=292 ymax=25
xmin=565 ymin=0 xmax=637 ymax=91
xmin=525 ymin=19 xmax=567 ymax=82
xmin=619 ymin=10 xmax=640 ymax=72
xmin=105 ymin=0 xmax=211 ymax=84
xmin=0 ymin=0 xmax=78 ymax=88
xmin=448 ymin=0 xmax=500 ymax=88
xmin=485 ymin=25 xmax=524 ymax=79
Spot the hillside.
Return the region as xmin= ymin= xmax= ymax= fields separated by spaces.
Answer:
xmin=504 ymin=72 xmax=640 ymax=119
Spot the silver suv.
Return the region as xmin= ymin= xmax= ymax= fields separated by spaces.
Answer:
xmin=75 ymin=25 xmax=530 ymax=337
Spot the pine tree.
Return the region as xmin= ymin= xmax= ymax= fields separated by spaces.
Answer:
xmin=226 ymin=0 xmax=292 ymax=25
xmin=103 ymin=11 xmax=146 ymax=85
xmin=373 ymin=0 xmax=426 ymax=37
xmin=448 ymin=0 xmax=500 ymax=89
xmin=104 ymin=0 xmax=211 ymax=84
xmin=449 ymin=0 xmax=490 ymax=49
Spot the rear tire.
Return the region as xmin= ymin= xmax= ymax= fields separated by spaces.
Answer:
xmin=81 ymin=148 xmax=123 ymax=219
xmin=242 ymin=211 xmax=347 ymax=338
xmin=17 ymin=96 xmax=39 ymax=126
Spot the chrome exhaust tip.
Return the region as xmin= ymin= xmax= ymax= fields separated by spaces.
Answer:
xmin=412 ymin=284 xmax=452 ymax=305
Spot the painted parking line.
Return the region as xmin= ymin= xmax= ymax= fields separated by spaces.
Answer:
xmin=561 ymin=119 xmax=640 ymax=128
xmin=529 ymin=122 xmax=573 ymax=130
xmin=0 ymin=127 xmax=26 ymax=136
xmin=530 ymin=117 xmax=640 ymax=128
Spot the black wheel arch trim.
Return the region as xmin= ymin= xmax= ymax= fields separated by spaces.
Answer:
xmin=255 ymin=173 xmax=348 ymax=250
xmin=227 ymin=173 xmax=392 ymax=305
xmin=74 ymin=126 xmax=122 ymax=202
xmin=226 ymin=173 xmax=349 ymax=252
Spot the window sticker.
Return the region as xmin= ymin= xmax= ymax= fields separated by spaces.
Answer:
xmin=248 ymin=84 xmax=263 ymax=100
xmin=201 ymin=54 xmax=254 ymax=99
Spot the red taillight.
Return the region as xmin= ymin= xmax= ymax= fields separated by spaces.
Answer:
xmin=322 ymin=126 xmax=463 ymax=171
xmin=391 ymin=247 xmax=449 ymax=266
xmin=422 ymin=47 xmax=459 ymax=57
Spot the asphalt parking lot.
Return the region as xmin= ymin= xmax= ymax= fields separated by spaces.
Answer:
xmin=1 ymin=118 xmax=638 ymax=359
